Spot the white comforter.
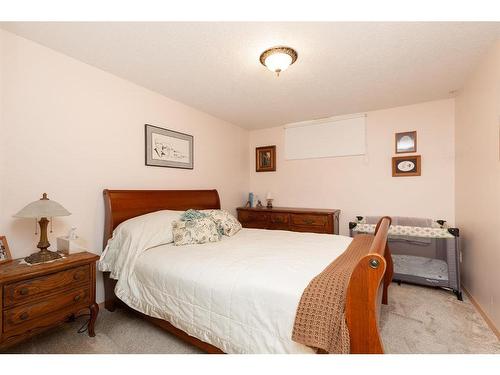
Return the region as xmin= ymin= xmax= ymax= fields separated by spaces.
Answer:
xmin=105 ymin=228 xmax=352 ymax=354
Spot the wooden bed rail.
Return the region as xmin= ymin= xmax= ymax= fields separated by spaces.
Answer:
xmin=345 ymin=216 xmax=392 ymax=354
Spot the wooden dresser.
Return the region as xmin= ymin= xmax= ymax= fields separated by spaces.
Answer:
xmin=237 ymin=207 xmax=340 ymax=235
xmin=0 ymin=251 xmax=99 ymax=351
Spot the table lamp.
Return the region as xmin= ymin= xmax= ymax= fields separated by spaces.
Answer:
xmin=14 ymin=193 xmax=71 ymax=264
xmin=266 ymin=192 xmax=274 ymax=209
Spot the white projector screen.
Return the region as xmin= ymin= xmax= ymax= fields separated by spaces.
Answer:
xmin=285 ymin=115 xmax=366 ymax=160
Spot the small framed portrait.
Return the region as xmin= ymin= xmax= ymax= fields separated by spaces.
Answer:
xmin=395 ymin=131 xmax=417 ymax=154
xmin=0 ymin=236 xmax=12 ymax=264
xmin=145 ymin=124 xmax=194 ymax=169
xmin=392 ymin=155 xmax=421 ymax=177
xmin=256 ymin=145 xmax=276 ymax=172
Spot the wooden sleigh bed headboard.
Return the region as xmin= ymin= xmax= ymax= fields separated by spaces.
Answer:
xmin=102 ymin=189 xmax=221 ymax=249
xmin=101 ymin=189 xmax=392 ymax=354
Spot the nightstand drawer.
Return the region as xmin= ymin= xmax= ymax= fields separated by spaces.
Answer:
xmin=3 ymin=264 xmax=89 ymax=307
xmin=3 ymin=286 xmax=89 ymax=331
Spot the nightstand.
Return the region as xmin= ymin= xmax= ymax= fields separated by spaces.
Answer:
xmin=0 ymin=251 xmax=100 ymax=351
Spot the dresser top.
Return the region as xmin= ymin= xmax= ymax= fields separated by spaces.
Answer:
xmin=237 ymin=206 xmax=340 ymax=214
xmin=0 ymin=251 xmax=99 ymax=283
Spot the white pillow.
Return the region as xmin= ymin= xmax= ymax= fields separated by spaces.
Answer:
xmin=98 ymin=210 xmax=182 ymax=279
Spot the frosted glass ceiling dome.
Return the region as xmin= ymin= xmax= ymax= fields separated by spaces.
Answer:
xmin=259 ymin=46 xmax=298 ymax=76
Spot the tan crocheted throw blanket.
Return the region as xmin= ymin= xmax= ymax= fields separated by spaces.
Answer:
xmin=292 ymin=234 xmax=374 ymax=353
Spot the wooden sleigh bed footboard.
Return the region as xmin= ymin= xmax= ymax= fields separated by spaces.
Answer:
xmin=101 ymin=189 xmax=393 ymax=354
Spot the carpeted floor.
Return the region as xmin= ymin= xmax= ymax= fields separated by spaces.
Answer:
xmin=4 ymin=283 xmax=500 ymax=354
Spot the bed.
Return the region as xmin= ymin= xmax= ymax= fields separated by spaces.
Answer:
xmin=100 ymin=189 xmax=393 ymax=354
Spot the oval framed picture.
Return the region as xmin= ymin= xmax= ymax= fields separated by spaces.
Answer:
xmin=392 ymin=155 xmax=421 ymax=177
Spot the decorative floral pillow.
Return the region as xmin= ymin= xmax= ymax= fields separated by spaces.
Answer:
xmin=172 ymin=217 xmax=221 ymax=246
xmin=180 ymin=209 xmax=208 ymax=221
xmin=204 ymin=209 xmax=242 ymax=237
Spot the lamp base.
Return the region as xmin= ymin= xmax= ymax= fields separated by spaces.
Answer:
xmin=24 ymin=249 xmax=62 ymax=265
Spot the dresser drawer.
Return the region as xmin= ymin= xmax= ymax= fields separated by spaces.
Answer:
xmin=3 ymin=265 xmax=89 ymax=307
xmin=290 ymin=213 xmax=328 ymax=227
xmin=270 ymin=213 xmax=289 ymax=224
xmin=269 ymin=212 xmax=289 ymax=230
xmin=236 ymin=207 xmax=338 ymax=235
xmin=3 ymin=286 xmax=89 ymax=331
xmin=238 ymin=210 xmax=269 ymax=223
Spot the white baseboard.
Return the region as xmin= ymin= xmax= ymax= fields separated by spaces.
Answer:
xmin=463 ymin=287 xmax=500 ymax=341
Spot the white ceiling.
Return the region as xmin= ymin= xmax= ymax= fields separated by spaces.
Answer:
xmin=2 ymin=22 xmax=499 ymax=129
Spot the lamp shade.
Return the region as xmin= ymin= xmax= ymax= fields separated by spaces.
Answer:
xmin=14 ymin=193 xmax=71 ymax=218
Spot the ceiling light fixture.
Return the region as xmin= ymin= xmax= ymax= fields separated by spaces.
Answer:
xmin=259 ymin=46 xmax=298 ymax=77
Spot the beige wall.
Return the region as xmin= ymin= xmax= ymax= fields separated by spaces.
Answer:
xmin=0 ymin=30 xmax=249 ymax=302
xmin=455 ymin=41 xmax=500 ymax=329
xmin=249 ymin=99 xmax=456 ymax=235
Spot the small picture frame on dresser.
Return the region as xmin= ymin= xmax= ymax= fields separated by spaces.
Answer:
xmin=0 ymin=236 xmax=12 ymax=264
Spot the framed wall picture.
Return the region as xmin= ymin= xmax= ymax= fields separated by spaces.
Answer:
xmin=256 ymin=145 xmax=276 ymax=172
xmin=395 ymin=131 xmax=417 ymax=153
xmin=0 ymin=236 xmax=12 ymax=264
xmin=392 ymin=155 xmax=421 ymax=177
xmin=145 ymin=124 xmax=193 ymax=169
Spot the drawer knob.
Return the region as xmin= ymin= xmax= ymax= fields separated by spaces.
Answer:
xmin=303 ymin=219 xmax=314 ymax=225
xmin=20 ymin=312 xmax=29 ymax=321
xmin=19 ymin=287 xmax=29 ymax=296
xmin=73 ymin=272 xmax=84 ymax=281
xmin=74 ymin=294 xmax=81 ymax=302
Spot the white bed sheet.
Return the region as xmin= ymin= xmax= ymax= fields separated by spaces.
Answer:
xmin=114 ymin=228 xmax=352 ymax=354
